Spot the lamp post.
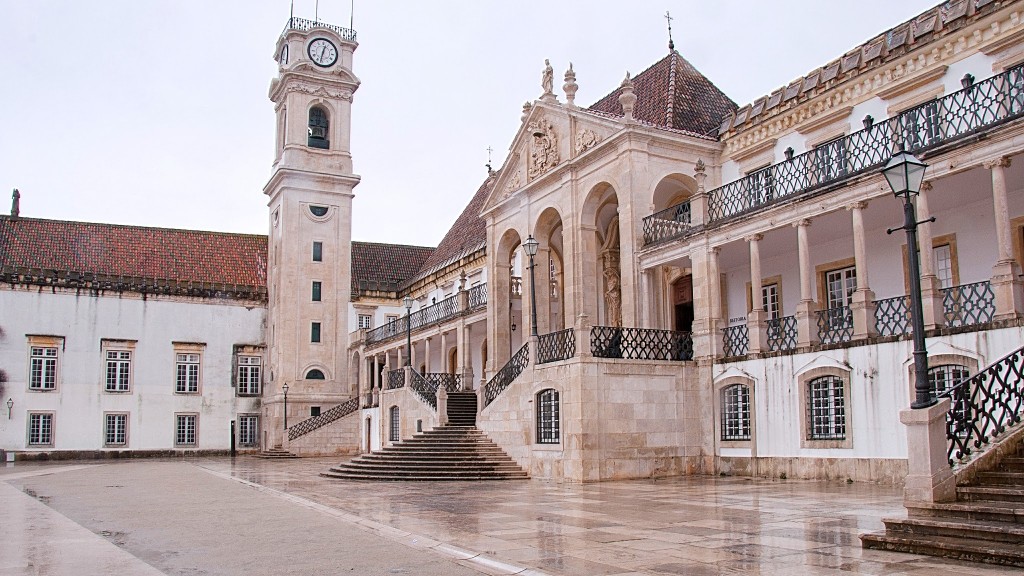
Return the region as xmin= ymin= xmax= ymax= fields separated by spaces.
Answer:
xmin=883 ymin=151 xmax=934 ymax=409
xmin=282 ymin=383 xmax=289 ymax=429
xmin=523 ymin=235 xmax=540 ymax=337
xmin=403 ymin=295 xmax=413 ymax=366
xmin=6 ymin=398 xmax=12 ymax=420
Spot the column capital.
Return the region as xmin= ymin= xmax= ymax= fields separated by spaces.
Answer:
xmin=983 ymin=156 xmax=1012 ymax=170
xmin=846 ymin=200 xmax=868 ymax=211
xmin=745 ymin=233 xmax=764 ymax=243
xmin=709 ymin=245 xmax=721 ymax=256
xmin=920 ymin=180 xmax=933 ymax=192
xmin=792 ymin=218 xmax=811 ymax=229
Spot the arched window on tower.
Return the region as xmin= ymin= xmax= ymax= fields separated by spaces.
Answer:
xmin=307 ymin=106 xmax=330 ymax=149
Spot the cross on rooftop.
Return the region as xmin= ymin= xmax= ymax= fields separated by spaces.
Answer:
xmin=665 ymin=11 xmax=675 ymax=51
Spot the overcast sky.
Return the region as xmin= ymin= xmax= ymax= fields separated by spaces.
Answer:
xmin=1 ymin=0 xmax=938 ymax=247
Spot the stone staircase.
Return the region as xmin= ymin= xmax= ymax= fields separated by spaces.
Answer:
xmin=322 ymin=390 xmax=527 ymax=481
xmin=861 ymin=442 xmax=1024 ymax=567
xmin=254 ymin=446 xmax=299 ymax=459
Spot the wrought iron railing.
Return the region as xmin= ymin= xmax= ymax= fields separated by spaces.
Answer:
xmin=467 ymin=283 xmax=488 ymax=310
xmin=365 ymin=284 xmax=487 ymax=345
xmin=287 ymin=397 xmax=360 ymax=441
xmin=387 ymin=368 xmax=405 ymax=389
xmin=409 ymin=370 xmax=438 ymax=410
xmin=642 ymin=201 xmax=692 ymax=244
xmin=643 ymin=64 xmax=1024 ymax=245
xmin=941 ymin=344 xmax=1024 ymax=466
xmin=283 ymin=16 xmax=357 ymax=41
xmin=767 ymin=315 xmax=798 ymax=352
xmin=722 ymin=325 xmax=749 ymax=357
xmin=421 ymin=372 xmax=462 ymax=393
xmin=537 ymin=328 xmax=576 ymax=364
xmin=816 ymin=306 xmax=853 ymax=345
xmin=943 ymin=281 xmax=996 ymax=328
xmin=590 ymin=327 xmax=693 ymax=361
xmin=874 ymin=295 xmax=911 ymax=337
xmin=483 ymin=343 xmax=530 ymax=407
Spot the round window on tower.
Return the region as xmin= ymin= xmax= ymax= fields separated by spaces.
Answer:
xmin=309 ymin=205 xmax=328 ymax=217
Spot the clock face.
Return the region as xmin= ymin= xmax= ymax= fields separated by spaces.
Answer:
xmin=307 ymin=38 xmax=337 ymax=67
xmin=279 ymin=44 xmax=289 ymax=65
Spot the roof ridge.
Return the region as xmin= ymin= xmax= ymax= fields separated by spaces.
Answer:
xmin=352 ymin=239 xmax=435 ymax=251
xmin=0 ymin=214 xmax=267 ymax=240
xmin=666 ymin=51 xmax=678 ymax=127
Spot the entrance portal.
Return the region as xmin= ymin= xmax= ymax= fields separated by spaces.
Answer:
xmin=673 ymin=275 xmax=694 ymax=332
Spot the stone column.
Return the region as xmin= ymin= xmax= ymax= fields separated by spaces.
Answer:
xmin=689 ymin=159 xmax=708 ymax=227
xmin=794 ymin=219 xmax=819 ymax=347
xmin=535 ymin=247 xmax=552 ymax=335
xmin=439 ymin=332 xmax=448 ymax=373
xmin=900 ymin=397 xmax=956 ymax=503
xmin=708 ymin=246 xmax=723 ymax=358
xmin=917 ymin=182 xmax=945 ymax=329
xmin=746 ymin=234 xmax=768 ymax=353
xmin=424 ymin=337 xmax=432 ymax=373
xmin=396 ymin=347 xmax=404 ymax=370
xmin=985 ymin=157 xmax=1024 ymax=320
xmin=848 ymin=201 xmax=877 ymax=339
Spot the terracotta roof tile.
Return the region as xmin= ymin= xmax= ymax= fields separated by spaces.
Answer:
xmin=0 ymin=216 xmax=267 ymax=288
xmin=589 ymin=51 xmax=737 ymax=137
xmin=351 ymin=241 xmax=434 ymax=293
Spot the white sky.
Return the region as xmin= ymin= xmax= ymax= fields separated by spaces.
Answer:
xmin=1 ymin=0 xmax=939 ymax=247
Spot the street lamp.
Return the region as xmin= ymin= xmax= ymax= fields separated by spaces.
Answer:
xmin=403 ymin=295 xmax=413 ymax=366
xmin=6 ymin=398 xmax=12 ymax=419
xmin=282 ymin=383 xmax=289 ymax=429
xmin=883 ymin=151 xmax=934 ymax=409
xmin=523 ymin=235 xmax=540 ymax=337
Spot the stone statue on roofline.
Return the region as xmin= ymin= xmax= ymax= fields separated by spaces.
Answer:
xmin=541 ymin=59 xmax=554 ymax=97
xmin=10 ymin=188 xmax=20 ymax=219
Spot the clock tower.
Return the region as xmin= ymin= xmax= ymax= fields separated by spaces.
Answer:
xmin=264 ymin=17 xmax=360 ymax=448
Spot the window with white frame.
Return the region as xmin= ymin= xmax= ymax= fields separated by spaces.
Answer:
xmin=237 ymin=356 xmax=261 ymax=395
xmin=175 ymin=414 xmax=197 ymax=445
xmin=825 ymin=266 xmax=857 ymax=310
xmin=238 ymin=414 xmax=258 ymax=447
xmin=807 ymin=375 xmax=846 ymax=440
xmin=934 ymin=244 xmax=953 ymax=289
xmin=745 ymin=166 xmax=774 ymax=207
xmin=105 ymin=350 xmax=132 ymax=392
xmin=175 ymin=353 xmax=201 ymax=393
xmin=389 ymin=406 xmax=400 ymax=442
xmin=761 ymin=283 xmax=780 ymax=320
xmin=536 ymin=388 xmax=560 ymax=444
xmin=105 ymin=413 xmax=128 ymax=446
xmin=358 ymin=314 xmax=373 ymax=329
xmin=814 ymin=137 xmax=848 ymax=182
xmin=29 ymin=347 xmax=58 ymax=390
xmin=721 ymin=384 xmax=751 ymax=441
xmin=28 ymin=413 xmax=53 ymax=445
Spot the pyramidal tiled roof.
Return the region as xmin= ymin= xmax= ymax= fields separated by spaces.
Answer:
xmin=351 ymin=241 xmax=434 ymax=293
xmin=589 ymin=51 xmax=737 ymax=138
xmin=0 ymin=216 xmax=267 ymax=288
xmin=410 ymin=175 xmax=493 ymax=281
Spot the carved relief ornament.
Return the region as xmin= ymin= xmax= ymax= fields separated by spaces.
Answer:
xmin=575 ymin=128 xmax=600 ymax=154
xmin=527 ymin=118 xmax=560 ymax=181
xmin=283 ymin=83 xmax=353 ymax=101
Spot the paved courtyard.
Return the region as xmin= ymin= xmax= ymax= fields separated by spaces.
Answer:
xmin=1 ymin=457 xmax=1019 ymax=576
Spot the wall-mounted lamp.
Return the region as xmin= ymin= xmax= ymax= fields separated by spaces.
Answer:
xmin=6 ymin=398 xmax=13 ymax=419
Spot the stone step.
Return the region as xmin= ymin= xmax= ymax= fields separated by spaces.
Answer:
xmin=320 ymin=471 xmax=528 ymax=481
xmin=254 ymin=449 xmax=299 ymax=459
xmin=908 ymin=501 xmax=1024 ymax=525
xmin=881 ymin=516 xmax=1024 ymax=544
xmin=999 ymin=456 xmax=1024 ymax=470
xmin=860 ymin=532 xmax=1024 ymax=567
xmin=977 ymin=471 xmax=1024 ymax=486
xmin=338 ymin=462 xmax=524 ymax=473
xmin=957 ymin=485 xmax=1024 ymax=504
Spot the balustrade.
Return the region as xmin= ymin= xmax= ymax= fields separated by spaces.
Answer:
xmin=942 ymin=281 xmax=995 ymax=328
xmin=722 ymin=325 xmax=749 ymax=357
xmin=590 ymin=326 xmax=693 ymax=361
xmin=288 ymin=397 xmax=360 ymax=441
xmin=283 ymin=16 xmax=357 ymax=40
xmin=483 ymin=343 xmax=530 ymax=407
xmin=816 ymin=306 xmax=853 ymax=345
xmin=766 ymin=316 xmax=797 ymax=352
xmin=537 ymin=328 xmax=576 ymax=364
xmin=364 ymin=283 xmax=487 ymax=346
xmin=386 ymin=368 xmax=405 ymax=390
xmin=874 ymin=295 xmax=912 ymax=337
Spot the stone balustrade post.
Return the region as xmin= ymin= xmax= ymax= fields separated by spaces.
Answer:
xmin=436 ymin=385 xmax=448 ymax=426
xmin=900 ymin=398 xmax=955 ymax=504
xmin=575 ymin=313 xmax=592 ymax=360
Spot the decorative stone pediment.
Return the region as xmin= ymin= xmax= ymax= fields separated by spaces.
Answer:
xmin=527 ymin=117 xmax=560 ymax=181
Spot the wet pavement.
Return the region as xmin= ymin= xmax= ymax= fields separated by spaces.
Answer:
xmin=1 ymin=457 xmax=1020 ymax=575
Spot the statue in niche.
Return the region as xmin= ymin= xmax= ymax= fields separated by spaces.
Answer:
xmin=600 ymin=216 xmax=622 ymax=327
xmin=527 ymin=118 xmax=559 ymax=180
xmin=541 ymin=59 xmax=554 ymax=95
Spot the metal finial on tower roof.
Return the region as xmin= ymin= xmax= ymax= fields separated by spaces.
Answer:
xmin=665 ymin=11 xmax=675 ymax=51
xmin=486 ymin=146 xmax=494 ymax=175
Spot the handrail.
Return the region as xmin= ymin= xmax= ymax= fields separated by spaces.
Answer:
xmin=941 ymin=344 xmax=1024 ymax=466
xmin=364 ymin=284 xmax=488 ymax=345
xmin=537 ymin=328 xmax=576 ymax=364
xmin=283 ymin=17 xmax=357 ymax=41
xmin=409 ymin=369 xmax=438 ymax=410
xmin=643 ymin=63 xmax=1024 ymax=245
xmin=590 ymin=326 xmax=693 ymax=361
xmin=483 ymin=343 xmax=530 ymax=407
xmin=287 ymin=397 xmax=360 ymax=441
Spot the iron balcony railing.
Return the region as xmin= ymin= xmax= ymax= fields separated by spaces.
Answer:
xmin=941 ymin=344 xmax=1024 ymax=466
xmin=767 ymin=316 xmax=797 ymax=352
xmin=386 ymin=368 xmax=405 ymax=390
xmin=409 ymin=369 xmax=438 ymax=410
xmin=874 ymin=295 xmax=911 ymax=337
xmin=816 ymin=306 xmax=853 ymax=345
xmin=590 ymin=327 xmax=693 ymax=361
xmin=943 ymin=281 xmax=996 ymax=328
xmin=364 ymin=284 xmax=488 ymax=345
xmin=537 ymin=328 xmax=576 ymax=364
xmin=483 ymin=343 xmax=530 ymax=407
xmin=283 ymin=16 xmax=357 ymax=41
xmin=643 ymin=64 xmax=1024 ymax=245
xmin=288 ymin=397 xmax=360 ymax=441
xmin=722 ymin=325 xmax=749 ymax=357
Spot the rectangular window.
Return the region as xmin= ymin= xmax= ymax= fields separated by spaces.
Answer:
xmin=721 ymin=384 xmax=751 ymax=441
xmin=825 ymin=266 xmax=857 ymax=310
xmin=104 ymin=413 xmax=128 ymax=446
xmin=175 ymin=353 xmax=201 ymax=393
xmin=237 ymin=356 xmax=261 ymax=395
xmin=310 ymin=406 xmax=321 ymax=417
xmin=28 ymin=413 xmax=53 ymax=445
xmin=358 ymin=314 xmax=372 ymax=329
xmin=105 ymin=350 xmax=132 ymax=392
xmin=175 ymin=414 xmax=197 ymax=446
xmin=238 ymin=414 xmax=258 ymax=447
xmin=312 ymin=241 xmax=323 ymax=262
xmin=761 ymin=283 xmax=780 ymax=320
xmin=312 ymin=281 xmax=322 ymax=301
xmin=808 ymin=375 xmax=846 ymax=440
xmin=745 ymin=166 xmax=774 ymax=208
xmin=536 ymin=389 xmax=560 ymax=444
xmin=934 ymin=244 xmax=953 ymax=289
xmin=311 ymin=322 xmax=321 ymax=343
xmin=29 ymin=347 xmax=58 ymax=390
